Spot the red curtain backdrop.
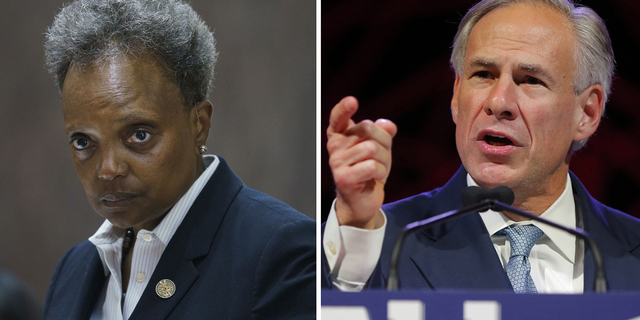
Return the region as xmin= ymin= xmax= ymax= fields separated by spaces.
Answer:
xmin=321 ymin=0 xmax=640 ymax=222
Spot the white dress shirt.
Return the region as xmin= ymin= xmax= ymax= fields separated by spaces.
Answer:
xmin=324 ymin=173 xmax=583 ymax=293
xmin=89 ymin=155 xmax=220 ymax=320
xmin=472 ymin=174 xmax=583 ymax=294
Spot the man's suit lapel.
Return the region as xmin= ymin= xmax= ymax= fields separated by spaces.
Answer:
xmin=571 ymin=173 xmax=640 ymax=292
xmin=409 ymin=213 xmax=512 ymax=290
xmin=129 ymin=157 xmax=244 ymax=319
xmin=393 ymin=167 xmax=512 ymax=291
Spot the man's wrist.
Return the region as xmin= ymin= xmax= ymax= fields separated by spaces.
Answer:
xmin=335 ymin=198 xmax=382 ymax=230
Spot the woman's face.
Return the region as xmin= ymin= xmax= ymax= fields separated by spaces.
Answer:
xmin=61 ymin=54 xmax=210 ymax=232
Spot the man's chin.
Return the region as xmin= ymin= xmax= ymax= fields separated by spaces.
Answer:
xmin=469 ymin=163 xmax=518 ymax=190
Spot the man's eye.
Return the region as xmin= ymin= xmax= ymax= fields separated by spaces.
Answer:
xmin=129 ymin=131 xmax=151 ymax=143
xmin=71 ymin=138 xmax=91 ymax=150
xmin=473 ymin=71 xmax=492 ymax=79
xmin=525 ymin=76 xmax=543 ymax=85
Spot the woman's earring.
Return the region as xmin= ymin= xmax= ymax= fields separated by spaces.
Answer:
xmin=198 ymin=145 xmax=208 ymax=154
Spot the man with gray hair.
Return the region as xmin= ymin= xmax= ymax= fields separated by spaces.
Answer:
xmin=322 ymin=0 xmax=640 ymax=292
xmin=43 ymin=0 xmax=315 ymax=319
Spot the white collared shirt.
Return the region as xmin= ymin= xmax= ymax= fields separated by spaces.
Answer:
xmin=324 ymin=173 xmax=583 ymax=293
xmin=89 ymin=155 xmax=220 ymax=320
xmin=471 ymin=174 xmax=583 ymax=294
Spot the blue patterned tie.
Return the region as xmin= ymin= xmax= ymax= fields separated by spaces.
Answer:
xmin=496 ymin=224 xmax=544 ymax=293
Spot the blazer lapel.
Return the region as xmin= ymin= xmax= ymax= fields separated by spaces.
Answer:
xmin=128 ymin=249 xmax=199 ymax=319
xmin=69 ymin=250 xmax=107 ymax=320
xmin=129 ymin=157 xmax=244 ymax=319
xmin=409 ymin=212 xmax=512 ymax=290
xmin=391 ymin=167 xmax=511 ymax=291
xmin=571 ymin=173 xmax=640 ymax=292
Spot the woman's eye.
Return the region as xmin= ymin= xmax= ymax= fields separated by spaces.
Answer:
xmin=71 ymin=138 xmax=91 ymax=150
xmin=129 ymin=130 xmax=151 ymax=143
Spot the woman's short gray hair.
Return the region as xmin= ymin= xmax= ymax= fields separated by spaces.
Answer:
xmin=44 ymin=0 xmax=218 ymax=108
xmin=450 ymin=0 xmax=615 ymax=150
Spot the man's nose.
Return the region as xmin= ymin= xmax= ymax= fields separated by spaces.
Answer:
xmin=484 ymin=76 xmax=519 ymax=120
xmin=97 ymin=148 xmax=128 ymax=180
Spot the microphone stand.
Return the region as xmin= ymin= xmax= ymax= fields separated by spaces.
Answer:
xmin=387 ymin=200 xmax=492 ymax=291
xmin=387 ymin=198 xmax=608 ymax=293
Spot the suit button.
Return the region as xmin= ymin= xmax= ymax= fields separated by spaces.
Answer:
xmin=328 ymin=242 xmax=337 ymax=255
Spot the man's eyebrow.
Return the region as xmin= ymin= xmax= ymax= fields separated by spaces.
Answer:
xmin=518 ymin=63 xmax=554 ymax=81
xmin=468 ymin=58 xmax=497 ymax=69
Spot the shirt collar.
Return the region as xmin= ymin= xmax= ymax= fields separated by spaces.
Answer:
xmin=89 ymin=155 xmax=220 ymax=247
xmin=470 ymin=173 xmax=577 ymax=263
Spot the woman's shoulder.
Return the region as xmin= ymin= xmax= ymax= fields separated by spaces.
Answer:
xmin=236 ymin=185 xmax=314 ymax=225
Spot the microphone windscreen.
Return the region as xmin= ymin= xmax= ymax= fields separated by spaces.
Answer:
xmin=489 ymin=186 xmax=515 ymax=205
xmin=461 ymin=186 xmax=486 ymax=207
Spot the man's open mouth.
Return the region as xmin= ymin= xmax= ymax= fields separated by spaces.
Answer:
xmin=484 ymin=134 xmax=513 ymax=147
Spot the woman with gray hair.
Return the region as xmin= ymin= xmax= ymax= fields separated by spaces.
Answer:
xmin=43 ymin=0 xmax=315 ymax=319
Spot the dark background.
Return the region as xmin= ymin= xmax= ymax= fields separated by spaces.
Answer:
xmin=321 ymin=0 xmax=640 ymax=222
xmin=0 ymin=1 xmax=315 ymax=303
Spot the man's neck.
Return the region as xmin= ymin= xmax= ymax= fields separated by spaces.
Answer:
xmin=467 ymin=167 xmax=570 ymax=220
xmin=510 ymin=172 xmax=569 ymax=219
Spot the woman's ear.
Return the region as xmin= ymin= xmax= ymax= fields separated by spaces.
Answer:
xmin=193 ymin=100 xmax=213 ymax=147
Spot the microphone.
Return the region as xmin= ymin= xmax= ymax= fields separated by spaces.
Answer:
xmin=461 ymin=186 xmax=514 ymax=208
xmin=387 ymin=186 xmax=608 ymax=293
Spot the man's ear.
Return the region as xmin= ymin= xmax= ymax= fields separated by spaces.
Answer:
xmin=193 ymin=100 xmax=213 ymax=148
xmin=574 ymin=84 xmax=604 ymax=142
xmin=451 ymin=74 xmax=461 ymax=124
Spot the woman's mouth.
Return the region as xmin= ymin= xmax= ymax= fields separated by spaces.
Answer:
xmin=100 ymin=193 xmax=136 ymax=207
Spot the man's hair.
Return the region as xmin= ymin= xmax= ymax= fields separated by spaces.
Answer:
xmin=44 ymin=0 xmax=218 ymax=108
xmin=450 ymin=0 xmax=615 ymax=150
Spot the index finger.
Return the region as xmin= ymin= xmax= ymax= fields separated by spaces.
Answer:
xmin=328 ymin=96 xmax=359 ymax=135
xmin=344 ymin=119 xmax=395 ymax=150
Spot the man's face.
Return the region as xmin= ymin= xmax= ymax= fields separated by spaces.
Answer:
xmin=451 ymin=3 xmax=600 ymax=203
xmin=62 ymin=55 xmax=205 ymax=231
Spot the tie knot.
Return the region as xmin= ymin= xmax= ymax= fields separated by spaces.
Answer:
xmin=497 ymin=224 xmax=543 ymax=257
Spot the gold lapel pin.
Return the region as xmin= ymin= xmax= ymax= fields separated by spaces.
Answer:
xmin=156 ymin=279 xmax=176 ymax=299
